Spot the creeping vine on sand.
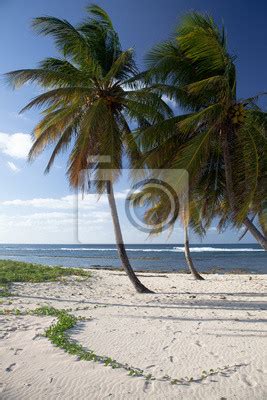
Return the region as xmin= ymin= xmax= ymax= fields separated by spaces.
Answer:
xmin=0 ymin=306 xmax=246 ymax=385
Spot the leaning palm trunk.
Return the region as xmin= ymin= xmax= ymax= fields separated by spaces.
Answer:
xmin=243 ymin=217 xmax=267 ymax=250
xmin=222 ymin=132 xmax=267 ymax=250
xmin=6 ymin=6 xmax=171 ymax=293
xmin=184 ymin=226 xmax=204 ymax=280
xmin=107 ymin=181 xmax=153 ymax=293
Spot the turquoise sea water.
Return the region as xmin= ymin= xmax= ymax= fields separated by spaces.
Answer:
xmin=0 ymin=243 xmax=266 ymax=274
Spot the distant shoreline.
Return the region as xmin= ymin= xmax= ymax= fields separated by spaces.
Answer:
xmin=0 ymin=243 xmax=265 ymax=274
xmin=0 ymin=258 xmax=263 ymax=275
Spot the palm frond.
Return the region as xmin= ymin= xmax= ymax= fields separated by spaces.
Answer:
xmin=103 ymin=48 xmax=137 ymax=82
xmin=86 ymin=4 xmax=114 ymax=30
xmin=20 ymin=87 xmax=93 ymax=113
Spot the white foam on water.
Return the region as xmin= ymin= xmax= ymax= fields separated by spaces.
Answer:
xmin=1 ymin=246 xmax=263 ymax=252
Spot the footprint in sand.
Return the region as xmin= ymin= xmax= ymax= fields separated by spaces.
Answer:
xmin=5 ymin=363 xmax=16 ymax=372
xmin=32 ymin=333 xmax=42 ymax=340
xmin=241 ymin=374 xmax=257 ymax=387
xmin=209 ymin=351 xmax=220 ymax=360
xmin=10 ymin=347 xmax=23 ymax=355
xmin=146 ymin=364 xmax=156 ymax=369
xmin=143 ymin=380 xmax=151 ymax=393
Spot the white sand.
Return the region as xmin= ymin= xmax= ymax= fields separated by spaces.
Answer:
xmin=0 ymin=270 xmax=266 ymax=399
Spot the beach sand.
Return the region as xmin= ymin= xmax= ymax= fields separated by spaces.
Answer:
xmin=0 ymin=270 xmax=266 ymax=399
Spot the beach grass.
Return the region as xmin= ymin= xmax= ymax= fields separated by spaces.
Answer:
xmin=0 ymin=259 xmax=91 ymax=296
xmin=1 ymin=304 xmax=242 ymax=385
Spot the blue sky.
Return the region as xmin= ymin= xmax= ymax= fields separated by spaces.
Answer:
xmin=0 ymin=0 xmax=266 ymax=244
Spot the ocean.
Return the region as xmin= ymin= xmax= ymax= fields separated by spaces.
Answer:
xmin=0 ymin=243 xmax=266 ymax=274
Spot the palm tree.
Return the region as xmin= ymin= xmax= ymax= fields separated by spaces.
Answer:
xmin=184 ymin=226 xmax=204 ymax=280
xmin=128 ymin=179 xmax=204 ymax=280
xmin=135 ymin=12 xmax=267 ymax=249
xmin=6 ymin=5 xmax=173 ymax=292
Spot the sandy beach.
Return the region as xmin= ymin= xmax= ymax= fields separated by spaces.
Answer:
xmin=0 ymin=270 xmax=266 ymax=399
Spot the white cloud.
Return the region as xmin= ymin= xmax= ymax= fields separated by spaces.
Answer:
xmin=6 ymin=161 xmax=20 ymax=173
xmin=1 ymin=195 xmax=77 ymax=209
xmin=1 ymin=191 xmax=130 ymax=210
xmin=0 ymin=132 xmax=32 ymax=159
xmin=0 ymin=210 xmax=110 ymax=235
xmin=1 ymin=194 xmax=105 ymax=210
xmin=0 ymin=194 xmax=185 ymax=243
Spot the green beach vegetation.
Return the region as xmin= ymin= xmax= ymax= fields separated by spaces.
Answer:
xmin=0 ymin=259 xmax=91 ymax=296
xmin=0 ymin=304 xmax=242 ymax=385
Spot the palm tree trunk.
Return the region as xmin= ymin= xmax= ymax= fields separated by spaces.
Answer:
xmin=106 ymin=181 xmax=154 ymax=293
xmin=184 ymin=226 xmax=204 ymax=280
xmin=243 ymin=217 xmax=267 ymax=250
xmin=222 ymin=131 xmax=267 ymax=250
